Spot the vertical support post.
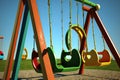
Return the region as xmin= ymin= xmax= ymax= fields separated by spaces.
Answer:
xmin=3 ymin=0 xmax=25 ymax=79
xmin=11 ymin=2 xmax=30 ymax=79
xmin=28 ymin=0 xmax=55 ymax=80
xmin=79 ymin=8 xmax=91 ymax=74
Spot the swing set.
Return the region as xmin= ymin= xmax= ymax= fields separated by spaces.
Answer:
xmin=32 ymin=0 xmax=82 ymax=73
xmin=77 ymin=1 xmax=120 ymax=74
xmin=81 ymin=9 xmax=111 ymax=66
xmin=3 ymin=0 xmax=120 ymax=80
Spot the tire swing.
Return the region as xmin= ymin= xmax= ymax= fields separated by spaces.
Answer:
xmin=0 ymin=36 xmax=4 ymax=60
xmin=61 ymin=1 xmax=85 ymax=68
xmin=31 ymin=0 xmax=82 ymax=73
xmin=22 ymin=48 xmax=28 ymax=60
xmin=61 ymin=25 xmax=86 ymax=67
xmin=82 ymin=18 xmax=111 ymax=66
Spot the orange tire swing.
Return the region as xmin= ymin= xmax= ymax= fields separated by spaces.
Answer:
xmin=82 ymin=18 xmax=111 ymax=66
xmin=22 ymin=48 xmax=28 ymax=60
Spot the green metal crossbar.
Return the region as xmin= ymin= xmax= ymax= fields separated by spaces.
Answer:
xmin=76 ymin=0 xmax=100 ymax=10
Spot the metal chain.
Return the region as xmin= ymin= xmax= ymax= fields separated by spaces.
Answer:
xmin=76 ymin=2 xmax=79 ymax=26
xmin=92 ymin=18 xmax=96 ymax=50
xmin=33 ymin=35 xmax=35 ymax=50
xmin=102 ymin=35 xmax=106 ymax=49
xmin=69 ymin=0 xmax=72 ymax=52
xmin=69 ymin=0 xmax=72 ymax=26
xmin=61 ymin=0 xmax=64 ymax=50
xmin=76 ymin=1 xmax=79 ymax=50
xmin=48 ymin=0 xmax=53 ymax=48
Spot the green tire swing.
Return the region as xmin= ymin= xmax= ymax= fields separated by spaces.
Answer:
xmin=61 ymin=25 xmax=86 ymax=67
xmin=31 ymin=25 xmax=83 ymax=72
xmin=32 ymin=47 xmax=81 ymax=73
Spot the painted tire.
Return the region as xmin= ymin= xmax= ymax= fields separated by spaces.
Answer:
xmin=61 ymin=25 xmax=86 ymax=67
xmin=22 ymin=48 xmax=28 ymax=60
xmin=31 ymin=50 xmax=41 ymax=73
xmin=65 ymin=25 xmax=86 ymax=50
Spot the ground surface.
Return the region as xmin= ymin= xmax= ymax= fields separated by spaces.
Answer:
xmin=0 ymin=69 xmax=120 ymax=80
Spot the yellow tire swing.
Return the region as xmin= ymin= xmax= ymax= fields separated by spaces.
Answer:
xmin=22 ymin=48 xmax=28 ymax=60
xmin=82 ymin=18 xmax=111 ymax=66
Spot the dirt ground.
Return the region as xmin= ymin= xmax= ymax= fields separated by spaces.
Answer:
xmin=0 ymin=69 xmax=120 ymax=80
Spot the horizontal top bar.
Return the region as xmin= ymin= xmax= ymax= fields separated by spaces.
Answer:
xmin=76 ymin=0 xmax=100 ymax=10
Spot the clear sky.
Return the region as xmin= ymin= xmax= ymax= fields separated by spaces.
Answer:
xmin=0 ymin=0 xmax=120 ymax=60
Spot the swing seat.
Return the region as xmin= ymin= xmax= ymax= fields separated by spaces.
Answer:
xmin=22 ymin=48 xmax=28 ymax=60
xmin=32 ymin=50 xmax=41 ymax=73
xmin=22 ymin=55 xmax=27 ymax=60
xmin=0 ymin=51 xmax=4 ymax=60
xmin=65 ymin=25 xmax=86 ymax=50
xmin=82 ymin=49 xmax=111 ymax=66
xmin=32 ymin=47 xmax=81 ymax=73
xmin=61 ymin=49 xmax=81 ymax=67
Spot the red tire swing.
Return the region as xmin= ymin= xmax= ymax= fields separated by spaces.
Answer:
xmin=31 ymin=36 xmax=41 ymax=73
xmin=32 ymin=49 xmax=41 ymax=73
xmin=0 ymin=36 xmax=4 ymax=60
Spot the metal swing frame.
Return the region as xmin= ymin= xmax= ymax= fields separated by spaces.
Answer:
xmin=79 ymin=6 xmax=120 ymax=74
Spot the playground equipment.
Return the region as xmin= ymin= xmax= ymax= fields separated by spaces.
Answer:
xmin=81 ymin=17 xmax=111 ymax=66
xmin=3 ymin=0 xmax=54 ymax=80
xmin=3 ymin=0 xmax=120 ymax=80
xmin=31 ymin=0 xmax=83 ymax=73
xmin=62 ymin=25 xmax=86 ymax=67
xmin=0 ymin=36 xmax=4 ymax=60
xmin=22 ymin=48 xmax=28 ymax=60
xmin=76 ymin=0 xmax=120 ymax=74
xmin=82 ymin=49 xmax=111 ymax=66
xmin=32 ymin=47 xmax=81 ymax=73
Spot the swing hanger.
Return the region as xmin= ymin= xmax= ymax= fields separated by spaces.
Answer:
xmin=76 ymin=0 xmax=100 ymax=10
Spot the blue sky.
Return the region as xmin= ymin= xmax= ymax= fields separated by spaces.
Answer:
xmin=0 ymin=0 xmax=120 ymax=60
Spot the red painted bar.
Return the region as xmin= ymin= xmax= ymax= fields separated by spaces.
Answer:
xmin=3 ymin=0 xmax=25 ymax=79
xmin=79 ymin=9 xmax=91 ymax=74
xmin=28 ymin=0 xmax=55 ymax=79
xmin=82 ymin=6 xmax=91 ymax=12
